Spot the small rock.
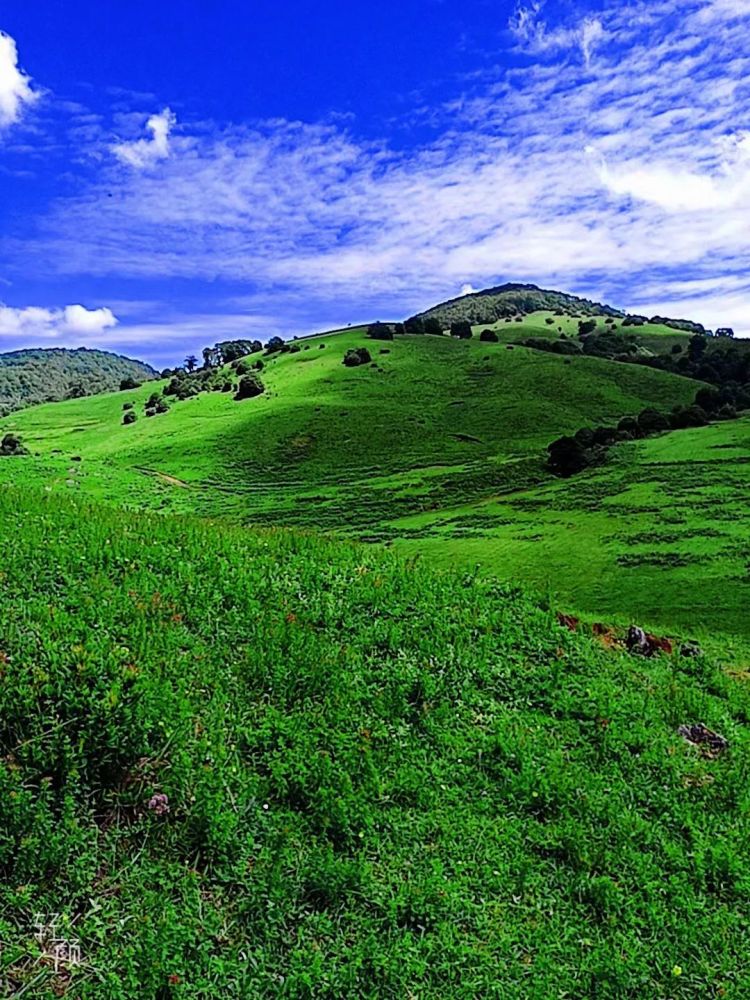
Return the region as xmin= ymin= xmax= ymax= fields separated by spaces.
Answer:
xmin=626 ymin=626 xmax=650 ymax=655
xmin=679 ymin=641 xmax=703 ymax=658
xmin=677 ymin=723 xmax=729 ymax=758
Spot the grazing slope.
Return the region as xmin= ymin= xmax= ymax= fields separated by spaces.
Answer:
xmin=1 ymin=485 xmax=748 ymax=997
xmin=0 ymin=348 xmax=156 ymax=417
xmin=392 ymin=414 xmax=750 ymax=652
xmin=0 ymin=326 xmax=700 ymax=533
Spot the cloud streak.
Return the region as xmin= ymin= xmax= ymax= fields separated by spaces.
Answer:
xmin=112 ymin=107 xmax=175 ymax=168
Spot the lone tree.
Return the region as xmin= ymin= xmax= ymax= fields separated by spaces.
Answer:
xmin=202 ymin=347 xmax=219 ymax=369
xmin=367 ymin=323 xmax=394 ymax=341
xmin=479 ymin=329 xmax=498 ymax=343
xmin=184 ymin=355 xmax=198 ymax=373
xmin=234 ymin=374 xmax=265 ymax=400
xmin=450 ymin=320 xmax=473 ymax=339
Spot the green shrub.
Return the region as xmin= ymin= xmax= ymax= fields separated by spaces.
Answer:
xmin=342 ymin=348 xmax=372 ymax=368
xmin=123 ymin=411 xmax=137 ymax=425
xmin=0 ymin=432 xmax=28 ymax=456
xmin=234 ymin=375 xmax=265 ymax=400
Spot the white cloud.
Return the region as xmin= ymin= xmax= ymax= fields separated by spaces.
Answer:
xmin=7 ymin=0 xmax=750 ymax=338
xmin=0 ymin=303 xmax=118 ymax=341
xmin=459 ymin=283 xmax=477 ymax=296
xmin=509 ymin=4 xmax=605 ymax=66
xmin=581 ymin=18 xmax=606 ymax=68
xmin=588 ymin=130 xmax=750 ymax=211
xmin=0 ymin=30 xmax=37 ymax=128
xmin=112 ymin=107 xmax=175 ymax=168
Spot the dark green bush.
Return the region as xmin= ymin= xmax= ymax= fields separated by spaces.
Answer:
xmin=234 ymin=375 xmax=265 ymax=400
xmin=0 ymin=432 xmax=28 ymax=456
xmin=343 ymin=348 xmax=372 ymax=368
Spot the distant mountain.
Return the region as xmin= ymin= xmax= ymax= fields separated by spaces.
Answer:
xmin=0 ymin=347 xmax=156 ymax=416
xmin=410 ymin=283 xmax=624 ymax=327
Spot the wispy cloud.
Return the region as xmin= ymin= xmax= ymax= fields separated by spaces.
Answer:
xmin=509 ymin=3 xmax=605 ymax=68
xmin=0 ymin=30 xmax=38 ymax=129
xmin=5 ymin=0 xmax=750 ymax=336
xmin=112 ymin=107 xmax=175 ymax=168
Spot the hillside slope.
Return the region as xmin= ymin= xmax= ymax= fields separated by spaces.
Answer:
xmin=1 ymin=485 xmax=748 ymax=997
xmin=0 ymin=347 xmax=156 ymax=416
xmin=0 ymin=327 xmax=702 ymax=530
xmin=392 ymin=414 xmax=750 ymax=651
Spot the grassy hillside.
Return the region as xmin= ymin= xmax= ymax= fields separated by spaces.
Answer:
xmin=1 ymin=484 xmax=749 ymax=998
xmin=391 ymin=414 xmax=750 ymax=654
xmin=0 ymin=348 xmax=156 ymax=417
xmin=0 ymin=326 xmax=701 ymax=533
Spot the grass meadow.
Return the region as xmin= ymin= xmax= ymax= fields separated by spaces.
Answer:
xmin=1 ymin=485 xmax=749 ymax=997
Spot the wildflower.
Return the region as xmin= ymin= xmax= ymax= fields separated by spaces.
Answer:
xmin=147 ymin=792 xmax=170 ymax=816
xmin=672 ymin=965 xmax=683 ymax=977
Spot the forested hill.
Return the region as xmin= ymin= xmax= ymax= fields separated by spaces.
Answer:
xmin=411 ymin=282 xmax=624 ymax=327
xmin=0 ymin=347 xmax=156 ymax=416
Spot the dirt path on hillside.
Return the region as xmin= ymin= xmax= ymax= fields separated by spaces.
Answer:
xmin=135 ymin=467 xmax=190 ymax=488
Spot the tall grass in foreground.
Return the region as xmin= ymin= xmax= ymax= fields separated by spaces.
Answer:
xmin=0 ymin=485 xmax=749 ymax=998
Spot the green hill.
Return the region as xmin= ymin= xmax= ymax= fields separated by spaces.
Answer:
xmin=391 ymin=414 xmax=750 ymax=654
xmin=0 ymin=347 xmax=156 ymax=416
xmin=1 ymin=484 xmax=748 ymax=997
xmin=0 ymin=326 xmax=700 ymax=533
xmin=410 ymin=282 xmax=624 ymax=327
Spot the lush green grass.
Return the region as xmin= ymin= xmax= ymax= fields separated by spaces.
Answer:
xmin=0 ymin=324 xmax=701 ymax=534
xmin=1 ymin=484 xmax=749 ymax=998
xmin=391 ymin=415 xmax=750 ymax=655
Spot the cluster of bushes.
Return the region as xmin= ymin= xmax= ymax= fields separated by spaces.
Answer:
xmin=402 ymin=316 xmax=444 ymax=336
xmin=145 ymin=391 xmax=170 ymax=418
xmin=622 ymin=315 xmax=706 ymax=334
xmin=0 ymin=432 xmax=27 ymax=456
xmin=343 ymin=348 xmax=372 ymax=367
xmin=164 ymin=368 xmax=232 ymax=402
xmin=522 ymin=338 xmax=581 ymax=356
xmin=234 ymin=357 xmax=264 ymax=376
xmin=548 ymin=383 xmax=750 ymax=477
xmin=367 ymin=322 xmax=403 ymax=341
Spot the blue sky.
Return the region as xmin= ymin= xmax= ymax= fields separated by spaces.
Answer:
xmin=1 ymin=0 xmax=749 ymax=366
